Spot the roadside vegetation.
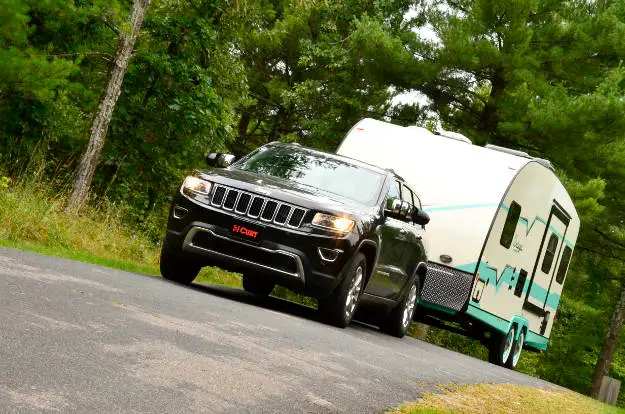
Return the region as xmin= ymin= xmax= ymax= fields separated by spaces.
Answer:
xmin=3 ymin=0 xmax=625 ymax=407
xmin=390 ymin=383 xmax=625 ymax=414
xmin=0 ymin=173 xmax=313 ymax=302
xmin=0 ymin=173 xmax=239 ymax=285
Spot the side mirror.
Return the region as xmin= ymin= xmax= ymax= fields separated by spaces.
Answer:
xmin=385 ymin=199 xmax=411 ymax=221
xmin=413 ymin=208 xmax=430 ymax=226
xmin=399 ymin=200 xmax=411 ymax=219
xmin=206 ymin=152 xmax=236 ymax=168
xmin=389 ymin=198 xmax=402 ymax=215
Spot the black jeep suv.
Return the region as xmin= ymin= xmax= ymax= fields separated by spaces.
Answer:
xmin=161 ymin=142 xmax=430 ymax=337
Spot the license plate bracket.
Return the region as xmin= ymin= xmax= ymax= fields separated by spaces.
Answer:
xmin=229 ymin=219 xmax=264 ymax=243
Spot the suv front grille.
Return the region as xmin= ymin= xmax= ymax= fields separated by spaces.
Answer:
xmin=210 ymin=184 xmax=307 ymax=228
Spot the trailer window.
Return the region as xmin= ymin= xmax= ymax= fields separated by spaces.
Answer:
xmin=556 ymin=245 xmax=573 ymax=284
xmin=541 ymin=233 xmax=559 ymax=274
xmin=500 ymin=201 xmax=521 ymax=249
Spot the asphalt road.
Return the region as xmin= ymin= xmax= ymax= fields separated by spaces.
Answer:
xmin=0 ymin=247 xmax=563 ymax=413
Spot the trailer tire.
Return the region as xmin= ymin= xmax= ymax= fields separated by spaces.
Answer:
xmin=505 ymin=329 xmax=525 ymax=370
xmin=488 ymin=325 xmax=516 ymax=367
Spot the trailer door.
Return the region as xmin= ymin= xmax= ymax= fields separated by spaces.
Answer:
xmin=524 ymin=204 xmax=570 ymax=321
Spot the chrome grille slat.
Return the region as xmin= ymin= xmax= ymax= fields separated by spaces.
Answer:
xmin=261 ymin=200 xmax=278 ymax=221
xmin=284 ymin=206 xmax=295 ymax=225
xmin=211 ymin=186 xmax=227 ymax=206
xmin=288 ymin=208 xmax=306 ymax=227
xmin=223 ymin=189 xmax=238 ymax=210
xmin=274 ymin=204 xmax=291 ymax=224
xmin=235 ymin=193 xmax=252 ymax=214
xmin=248 ymin=196 xmax=265 ymax=218
xmin=209 ymin=184 xmax=306 ymax=228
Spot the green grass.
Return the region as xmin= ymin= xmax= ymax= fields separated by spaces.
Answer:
xmin=390 ymin=383 xmax=625 ymax=414
xmin=0 ymin=238 xmax=162 ymax=276
xmin=0 ymin=176 xmax=241 ymax=288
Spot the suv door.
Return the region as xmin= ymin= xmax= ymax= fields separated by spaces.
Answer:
xmin=400 ymin=181 xmax=427 ymax=273
xmin=400 ymin=182 xmax=426 ymax=247
xmin=366 ymin=179 xmax=420 ymax=300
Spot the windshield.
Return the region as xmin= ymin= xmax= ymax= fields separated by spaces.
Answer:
xmin=234 ymin=145 xmax=385 ymax=205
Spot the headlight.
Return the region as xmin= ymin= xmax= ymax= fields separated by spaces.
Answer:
xmin=312 ymin=213 xmax=355 ymax=232
xmin=181 ymin=175 xmax=212 ymax=202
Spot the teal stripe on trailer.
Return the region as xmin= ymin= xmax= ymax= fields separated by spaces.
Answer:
xmin=466 ymin=304 xmax=545 ymax=350
xmin=418 ymin=300 xmax=459 ymax=315
xmin=500 ymin=203 xmax=575 ymax=248
xmin=422 ymin=203 xmax=500 ymax=213
xmin=455 ymin=261 xmax=562 ymax=310
xmin=526 ymin=331 xmax=549 ymax=350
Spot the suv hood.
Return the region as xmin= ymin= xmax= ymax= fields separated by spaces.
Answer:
xmin=196 ymin=167 xmax=375 ymax=216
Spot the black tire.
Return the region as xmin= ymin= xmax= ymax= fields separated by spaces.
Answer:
xmin=381 ymin=277 xmax=420 ymax=338
xmin=488 ymin=326 xmax=515 ymax=367
xmin=242 ymin=274 xmax=275 ymax=296
xmin=318 ymin=253 xmax=367 ymax=328
xmin=505 ymin=329 xmax=525 ymax=370
xmin=159 ymin=241 xmax=200 ymax=285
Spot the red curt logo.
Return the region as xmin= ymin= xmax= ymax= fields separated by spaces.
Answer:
xmin=232 ymin=224 xmax=258 ymax=238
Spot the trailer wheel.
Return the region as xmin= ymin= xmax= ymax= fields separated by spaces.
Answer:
xmin=505 ymin=329 xmax=525 ymax=370
xmin=488 ymin=325 xmax=515 ymax=367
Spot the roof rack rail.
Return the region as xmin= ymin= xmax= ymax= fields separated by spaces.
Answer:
xmin=434 ymin=129 xmax=473 ymax=144
xmin=485 ymin=144 xmax=555 ymax=172
xmin=484 ymin=144 xmax=532 ymax=159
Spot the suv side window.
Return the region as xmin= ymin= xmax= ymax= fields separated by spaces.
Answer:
xmin=413 ymin=192 xmax=422 ymax=210
xmin=388 ymin=180 xmax=401 ymax=199
xmin=401 ymin=183 xmax=423 ymax=210
xmin=400 ymin=184 xmax=414 ymax=205
xmin=385 ymin=180 xmax=401 ymax=209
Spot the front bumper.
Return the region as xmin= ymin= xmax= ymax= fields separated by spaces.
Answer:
xmin=183 ymin=226 xmax=306 ymax=281
xmin=164 ymin=194 xmax=359 ymax=297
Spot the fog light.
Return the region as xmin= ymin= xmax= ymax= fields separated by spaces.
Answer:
xmin=317 ymin=247 xmax=342 ymax=263
xmin=173 ymin=205 xmax=188 ymax=219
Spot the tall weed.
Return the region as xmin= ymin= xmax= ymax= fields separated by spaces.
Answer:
xmin=0 ymin=174 xmax=159 ymax=267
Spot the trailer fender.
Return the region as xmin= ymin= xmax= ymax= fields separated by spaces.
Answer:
xmin=508 ymin=315 xmax=529 ymax=341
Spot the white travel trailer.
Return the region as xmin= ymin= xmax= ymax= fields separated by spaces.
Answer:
xmin=336 ymin=118 xmax=580 ymax=369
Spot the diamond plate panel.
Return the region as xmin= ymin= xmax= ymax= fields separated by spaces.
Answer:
xmin=421 ymin=262 xmax=474 ymax=312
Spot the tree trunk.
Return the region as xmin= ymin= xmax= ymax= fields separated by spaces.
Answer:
xmin=591 ymin=280 xmax=625 ymax=398
xmin=64 ymin=0 xmax=151 ymax=215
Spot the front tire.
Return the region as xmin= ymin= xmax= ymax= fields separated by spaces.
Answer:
xmin=381 ymin=278 xmax=420 ymax=338
xmin=160 ymin=242 xmax=200 ymax=285
xmin=242 ymin=274 xmax=275 ymax=296
xmin=318 ymin=253 xmax=366 ymax=328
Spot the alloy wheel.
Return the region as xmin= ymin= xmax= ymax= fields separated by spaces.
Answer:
xmin=511 ymin=331 xmax=525 ymax=367
xmin=344 ymin=265 xmax=363 ymax=319
xmin=502 ymin=328 xmax=514 ymax=363
xmin=402 ymin=284 xmax=418 ymax=329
